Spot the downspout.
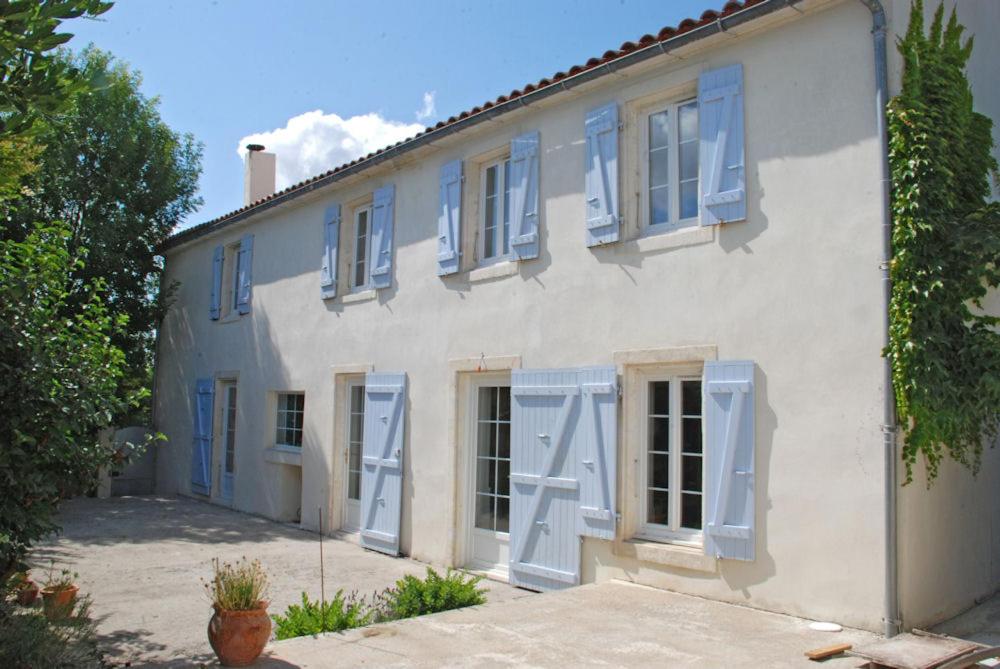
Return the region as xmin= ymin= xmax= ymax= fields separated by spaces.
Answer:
xmin=858 ymin=0 xmax=900 ymax=639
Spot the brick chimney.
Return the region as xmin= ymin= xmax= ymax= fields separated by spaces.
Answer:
xmin=243 ymin=144 xmax=276 ymax=205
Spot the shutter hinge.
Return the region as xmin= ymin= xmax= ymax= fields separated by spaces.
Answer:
xmin=617 ymin=122 xmax=625 ymax=131
xmin=614 ymin=512 xmax=622 ymax=524
xmin=616 ymin=384 xmax=623 ymax=400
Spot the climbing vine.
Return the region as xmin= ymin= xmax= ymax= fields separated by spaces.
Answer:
xmin=886 ymin=0 xmax=1000 ymax=483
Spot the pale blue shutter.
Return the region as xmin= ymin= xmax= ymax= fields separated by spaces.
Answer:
xmin=360 ymin=372 xmax=406 ymax=556
xmin=584 ymin=103 xmax=620 ymax=247
xmin=209 ymin=245 xmax=223 ymax=320
xmin=576 ymin=367 xmax=617 ymax=540
xmin=703 ymin=360 xmax=755 ymax=561
xmin=321 ymin=203 xmax=340 ymax=299
xmin=508 ymin=131 xmax=540 ymax=261
xmin=509 ymin=365 xmax=617 ymax=590
xmin=236 ymin=233 xmax=254 ymax=314
xmin=698 ymin=64 xmax=746 ymax=226
xmin=191 ymin=378 xmax=214 ymax=495
xmin=437 ymin=160 xmax=462 ymax=276
xmin=369 ymin=184 xmax=395 ymax=289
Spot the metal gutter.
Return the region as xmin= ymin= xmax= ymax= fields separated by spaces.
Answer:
xmin=858 ymin=0 xmax=900 ymax=639
xmin=161 ymin=0 xmax=802 ymax=252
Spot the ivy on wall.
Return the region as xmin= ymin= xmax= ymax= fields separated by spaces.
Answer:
xmin=886 ymin=0 xmax=1000 ymax=483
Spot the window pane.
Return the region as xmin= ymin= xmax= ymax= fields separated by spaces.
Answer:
xmin=350 ymin=413 xmax=363 ymax=444
xmin=682 ymin=455 xmax=702 ymax=492
xmin=349 ymin=444 xmax=361 ymax=471
xmin=497 ymin=422 xmax=510 ymax=460
xmin=650 ymin=188 xmax=670 ymax=226
xmin=486 ymin=386 xmax=499 ymax=420
xmin=649 ymin=110 xmax=670 ymax=149
xmin=681 ymin=493 xmax=702 ymax=530
xmin=295 ymin=394 xmax=305 ymax=411
xmin=478 ymin=387 xmax=493 ymax=424
xmin=497 ymin=459 xmax=510 ymax=496
xmin=476 ymin=457 xmax=495 ymax=494
xmin=351 ymin=384 xmax=365 ymax=409
xmin=649 ymin=151 xmax=670 ymax=188
xmin=648 ymin=453 xmax=670 ymax=489
xmin=484 ymin=165 xmax=498 ymax=259
xmin=495 ymin=496 xmax=509 ymax=533
xmin=475 ymin=494 xmax=495 ymax=531
xmin=680 ymin=181 xmax=699 ymax=220
xmin=497 ymin=386 xmax=511 ymax=421
xmin=650 ymin=381 xmax=670 ymax=415
xmin=649 ymin=417 xmax=670 ymax=453
xmin=648 ymin=490 xmax=669 ymax=525
xmin=679 ymin=141 xmax=698 ymax=181
xmin=348 ymin=475 xmax=359 ymax=500
xmin=682 ymin=380 xmax=701 ymax=416
xmin=682 ymin=417 xmax=702 ymax=454
xmin=477 ymin=421 xmax=494 ymax=457
xmin=679 ymin=101 xmax=698 ymax=142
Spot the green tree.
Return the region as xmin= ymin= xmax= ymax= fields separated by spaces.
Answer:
xmin=9 ymin=48 xmax=203 ymax=417
xmin=886 ymin=0 xmax=1000 ymax=483
xmin=0 ymin=222 xmax=134 ymax=579
xmin=0 ymin=0 xmax=111 ymax=137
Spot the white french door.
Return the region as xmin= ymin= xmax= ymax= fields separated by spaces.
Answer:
xmin=220 ymin=383 xmax=237 ymax=503
xmin=467 ymin=382 xmax=511 ymax=577
xmin=343 ymin=380 xmax=365 ymax=532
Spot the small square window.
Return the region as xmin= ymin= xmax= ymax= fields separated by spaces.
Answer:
xmin=275 ymin=392 xmax=305 ymax=448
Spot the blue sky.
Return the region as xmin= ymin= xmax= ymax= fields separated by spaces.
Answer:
xmin=67 ymin=0 xmax=715 ymax=228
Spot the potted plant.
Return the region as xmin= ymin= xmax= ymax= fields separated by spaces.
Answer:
xmin=41 ymin=565 xmax=79 ymax=620
xmin=204 ymin=557 xmax=271 ymax=667
xmin=12 ymin=570 xmax=40 ymax=606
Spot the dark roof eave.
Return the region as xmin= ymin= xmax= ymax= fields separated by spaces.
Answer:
xmin=160 ymin=0 xmax=800 ymax=253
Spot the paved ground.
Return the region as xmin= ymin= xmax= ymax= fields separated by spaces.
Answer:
xmin=933 ymin=591 xmax=1000 ymax=647
xmin=262 ymin=581 xmax=878 ymax=668
xmin=33 ymin=496 xmax=528 ymax=667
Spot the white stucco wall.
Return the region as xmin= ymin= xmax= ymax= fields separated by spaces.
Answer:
xmin=156 ymin=0 xmax=895 ymax=630
xmin=886 ymin=0 xmax=1000 ymax=630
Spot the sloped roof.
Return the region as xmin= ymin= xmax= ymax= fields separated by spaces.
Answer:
xmin=163 ymin=0 xmax=795 ymax=251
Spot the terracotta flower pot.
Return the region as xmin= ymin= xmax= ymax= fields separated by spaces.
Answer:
xmin=41 ymin=584 xmax=79 ymax=619
xmin=16 ymin=580 xmax=40 ymax=606
xmin=207 ymin=602 xmax=271 ymax=667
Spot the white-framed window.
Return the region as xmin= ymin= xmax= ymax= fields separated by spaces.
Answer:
xmin=275 ymin=392 xmax=305 ymax=449
xmin=642 ymin=98 xmax=699 ymax=234
xmin=230 ymin=244 xmax=244 ymax=311
xmin=639 ymin=374 xmax=704 ymax=544
xmin=220 ymin=242 xmax=241 ymax=317
xmin=352 ymin=205 xmax=373 ymax=290
xmin=479 ymin=158 xmax=511 ymax=264
xmin=474 ymin=385 xmax=511 ymax=533
xmin=346 ymin=382 xmax=364 ymax=501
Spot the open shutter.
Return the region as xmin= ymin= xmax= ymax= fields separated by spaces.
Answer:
xmin=236 ymin=233 xmax=254 ymax=314
xmin=703 ymin=360 xmax=755 ymax=561
xmin=437 ymin=160 xmax=462 ymax=276
xmin=360 ymin=372 xmax=406 ymax=556
xmin=508 ymin=131 xmax=540 ymax=260
xmin=320 ymin=203 xmax=341 ymax=299
xmin=584 ymin=103 xmax=620 ymax=247
xmin=509 ymin=366 xmax=616 ymax=591
xmin=369 ymin=184 xmax=395 ymax=289
xmin=698 ymin=63 xmax=746 ymax=226
xmin=191 ymin=378 xmax=214 ymax=495
xmin=210 ymin=245 xmax=223 ymax=320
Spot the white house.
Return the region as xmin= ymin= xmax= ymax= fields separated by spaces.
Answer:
xmin=152 ymin=0 xmax=1000 ymax=635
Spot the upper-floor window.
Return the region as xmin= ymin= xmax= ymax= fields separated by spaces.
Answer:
xmin=643 ymin=99 xmax=699 ymax=234
xmin=275 ymin=392 xmax=305 ymax=449
xmin=480 ymin=158 xmax=511 ymax=263
xmin=352 ymin=205 xmax=373 ymax=291
xmin=230 ymin=243 xmax=244 ymax=312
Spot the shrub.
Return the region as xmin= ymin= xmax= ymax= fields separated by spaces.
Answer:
xmin=272 ymin=591 xmax=372 ymax=640
xmin=0 ymin=582 xmax=104 ymax=668
xmin=203 ymin=557 xmax=269 ymax=611
xmin=381 ymin=568 xmax=486 ymax=621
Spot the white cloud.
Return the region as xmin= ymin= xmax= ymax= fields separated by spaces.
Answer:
xmin=416 ymin=91 xmax=436 ymax=122
xmin=237 ymin=109 xmax=426 ymax=189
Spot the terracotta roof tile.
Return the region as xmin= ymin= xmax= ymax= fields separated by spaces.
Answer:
xmin=166 ymin=0 xmax=768 ymax=247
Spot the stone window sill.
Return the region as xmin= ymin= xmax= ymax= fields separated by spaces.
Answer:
xmin=341 ymin=288 xmax=377 ymax=304
xmin=615 ymin=538 xmax=717 ymax=573
xmin=264 ymin=446 xmax=301 ymax=466
xmin=631 ymin=225 xmax=714 ymax=253
xmin=467 ymin=260 xmax=518 ymax=283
